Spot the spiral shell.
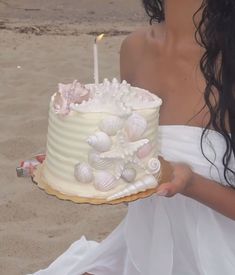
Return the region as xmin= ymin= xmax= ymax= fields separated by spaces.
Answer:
xmin=147 ymin=158 xmax=161 ymax=174
xmin=88 ymin=150 xmax=112 ymax=170
xmin=125 ymin=113 xmax=147 ymax=141
xmin=107 ymin=175 xmax=157 ymax=201
xmin=87 ymin=131 xmax=112 ymax=152
xmin=136 ymin=142 xmax=152 ymax=159
xmin=99 ymin=115 xmax=124 ymax=136
xmin=94 ymin=171 xmax=118 ymax=192
xmin=121 ymin=168 xmax=137 ymax=183
xmin=74 ymin=162 xmax=93 ymax=183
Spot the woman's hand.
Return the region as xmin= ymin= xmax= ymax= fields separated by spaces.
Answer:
xmin=156 ymin=159 xmax=194 ymax=197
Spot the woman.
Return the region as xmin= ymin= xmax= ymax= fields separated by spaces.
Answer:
xmin=31 ymin=0 xmax=235 ymax=274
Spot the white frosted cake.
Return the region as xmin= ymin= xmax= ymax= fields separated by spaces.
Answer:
xmin=42 ymin=78 xmax=162 ymax=201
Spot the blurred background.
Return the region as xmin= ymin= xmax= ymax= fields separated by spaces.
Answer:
xmin=0 ymin=1 xmax=148 ymax=274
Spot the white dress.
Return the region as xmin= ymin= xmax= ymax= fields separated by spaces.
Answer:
xmin=30 ymin=125 xmax=235 ymax=275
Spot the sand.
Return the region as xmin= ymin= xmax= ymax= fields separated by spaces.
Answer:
xmin=0 ymin=1 xmax=148 ymax=274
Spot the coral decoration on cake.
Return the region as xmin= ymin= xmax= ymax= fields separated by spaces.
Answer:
xmin=70 ymin=78 xmax=162 ymax=115
xmin=52 ymin=80 xmax=91 ymax=115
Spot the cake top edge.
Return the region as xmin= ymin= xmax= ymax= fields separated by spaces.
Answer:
xmin=52 ymin=78 xmax=162 ymax=116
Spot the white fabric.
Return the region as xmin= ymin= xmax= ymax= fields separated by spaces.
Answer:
xmin=30 ymin=125 xmax=235 ymax=275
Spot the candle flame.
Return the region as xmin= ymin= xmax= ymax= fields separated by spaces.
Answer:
xmin=95 ymin=33 xmax=105 ymax=43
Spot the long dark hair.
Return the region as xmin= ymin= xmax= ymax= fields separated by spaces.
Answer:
xmin=142 ymin=0 xmax=235 ymax=185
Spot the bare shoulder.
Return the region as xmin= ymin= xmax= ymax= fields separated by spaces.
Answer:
xmin=120 ymin=27 xmax=149 ymax=83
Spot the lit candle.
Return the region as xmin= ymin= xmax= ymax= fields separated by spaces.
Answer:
xmin=94 ymin=33 xmax=104 ymax=85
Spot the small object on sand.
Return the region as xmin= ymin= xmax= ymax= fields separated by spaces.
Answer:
xmin=35 ymin=154 xmax=46 ymax=163
xmin=16 ymin=159 xmax=40 ymax=177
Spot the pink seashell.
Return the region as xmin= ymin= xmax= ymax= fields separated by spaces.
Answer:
xmin=136 ymin=142 xmax=152 ymax=159
xmin=53 ymin=92 xmax=70 ymax=115
xmin=125 ymin=113 xmax=147 ymax=141
xmin=53 ymin=81 xmax=91 ymax=115
xmin=71 ymin=82 xmax=91 ymax=104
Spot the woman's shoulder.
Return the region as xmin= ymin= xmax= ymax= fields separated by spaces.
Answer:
xmin=120 ymin=27 xmax=148 ymax=54
xmin=120 ymin=27 xmax=150 ymax=82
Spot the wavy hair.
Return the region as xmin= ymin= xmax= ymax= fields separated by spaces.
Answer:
xmin=142 ymin=0 xmax=235 ymax=185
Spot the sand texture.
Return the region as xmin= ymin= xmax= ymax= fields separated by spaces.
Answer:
xmin=0 ymin=1 xmax=150 ymax=274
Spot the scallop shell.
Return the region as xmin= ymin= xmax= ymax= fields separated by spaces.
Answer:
xmin=147 ymin=158 xmax=161 ymax=174
xmin=88 ymin=150 xmax=112 ymax=170
xmin=87 ymin=131 xmax=112 ymax=152
xmin=136 ymin=142 xmax=152 ymax=159
xmin=107 ymin=175 xmax=158 ymax=201
xmin=125 ymin=113 xmax=147 ymax=141
xmin=121 ymin=168 xmax=137 ymax=183
xmin=99 ymin=116 xmax=124 ymax=136
xmin=74 ymin=162 xmax=93 ymax=183
xmin=94 ymin=171 xmax=118 ymax=192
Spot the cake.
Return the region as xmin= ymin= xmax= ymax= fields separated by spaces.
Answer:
xmin=42 ymin=78 xmax=162 ymax=201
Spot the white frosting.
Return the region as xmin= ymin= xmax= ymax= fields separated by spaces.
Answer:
xmin=42 ymin=79 xmax=162 ymax=200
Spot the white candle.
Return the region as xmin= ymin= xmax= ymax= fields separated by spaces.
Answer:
xmin=93 ymin=34 xmax=104 ymax=85
xmin=94 ymin=41 xmax=99 ymax=85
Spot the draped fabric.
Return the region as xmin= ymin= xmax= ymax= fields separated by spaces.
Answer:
xmin=30 ymin=126 xmax=235 ymax=275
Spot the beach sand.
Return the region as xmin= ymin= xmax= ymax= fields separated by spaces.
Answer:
xmin=0 ymin=1 xmax=148 ymax=274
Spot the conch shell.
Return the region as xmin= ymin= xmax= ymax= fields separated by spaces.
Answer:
xmin=125 ymin=113 xmax=147 ymax=141
xmin=99 ymin=115 xmax=124 ymax=136
xmin=87 ymin=131 xmax=112 ymax=152
xmin=94 ymin=171 xmax=118 ymax=192
xmin=107 ymin=174 xmax=158 ymax=201
xmin=74 ymin=162 xmax=93 ymax=183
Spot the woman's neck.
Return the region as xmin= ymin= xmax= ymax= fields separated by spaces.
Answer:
xmin=164 ymin=0 xmax=203 ymax=45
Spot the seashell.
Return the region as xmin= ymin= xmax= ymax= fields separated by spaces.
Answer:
xmin=136 ymin=142 xmax=152 ymax=159
xmin=88 ymin=150 xmax=112 ymax=170
xmin=121 ymin=168 xmax=136 ymax=183
xmin=147 ymin=158 xmax=161 ymax=174
xmin=107 ymin=175 xmax=157 ymax=201
xmin=125 ymin=113 xmax=147 ymax=141
xmin=114 ymin=162 xmax=125 ymax=179
xmin=100 ymin=139 xmax=149 ymax=160
xmin=74 ymin=162 xmax=93 ymax=183
xmin=99 ymin=116 xmax=124 ymax=136
xmin=53 ymin=92 xmax=70 ymax=115
xmin=87 ymin=131 xmax=112 ymax=152
xmin=94 ymin=171 xmax=118 ymax=192
xmin=71 ymin=81 xmax=91 ymax=104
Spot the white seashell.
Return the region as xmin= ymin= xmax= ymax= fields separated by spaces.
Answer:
xmin=100 ymin=139 xmax=149 ymax=160
xmin=147 ymin=158 xmax=161 ymax=174
xmin=88 ymin=150 xmax=112 ymax=170
xmin=125 ymin=113 xmax=147 ymax=141
xmin=107 ymin=175 xmax=157 ymax=201
xmin=99 ymin=116 xmax=124 ymax=136
xmin=87 ymin=131 xmax=112 ymax=152
xmin=136 ymin=142 xmax=152 ymax=159
xmin=94 ymin=171 xmax=118 ymax=192
xmin=114 ymin=162 xmax=125 ymax=179
xmin=121 ymin=168 xmax=136 ymax=182
xmin=74 ymin=162 xmax=93 ymax=183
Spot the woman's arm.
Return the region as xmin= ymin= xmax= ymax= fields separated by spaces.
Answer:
xmin=156 ymin=162 xmax=235 ymax=220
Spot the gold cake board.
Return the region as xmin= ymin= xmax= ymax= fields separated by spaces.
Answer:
xmin=32 ymin=158 xmax=172 ymax=205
